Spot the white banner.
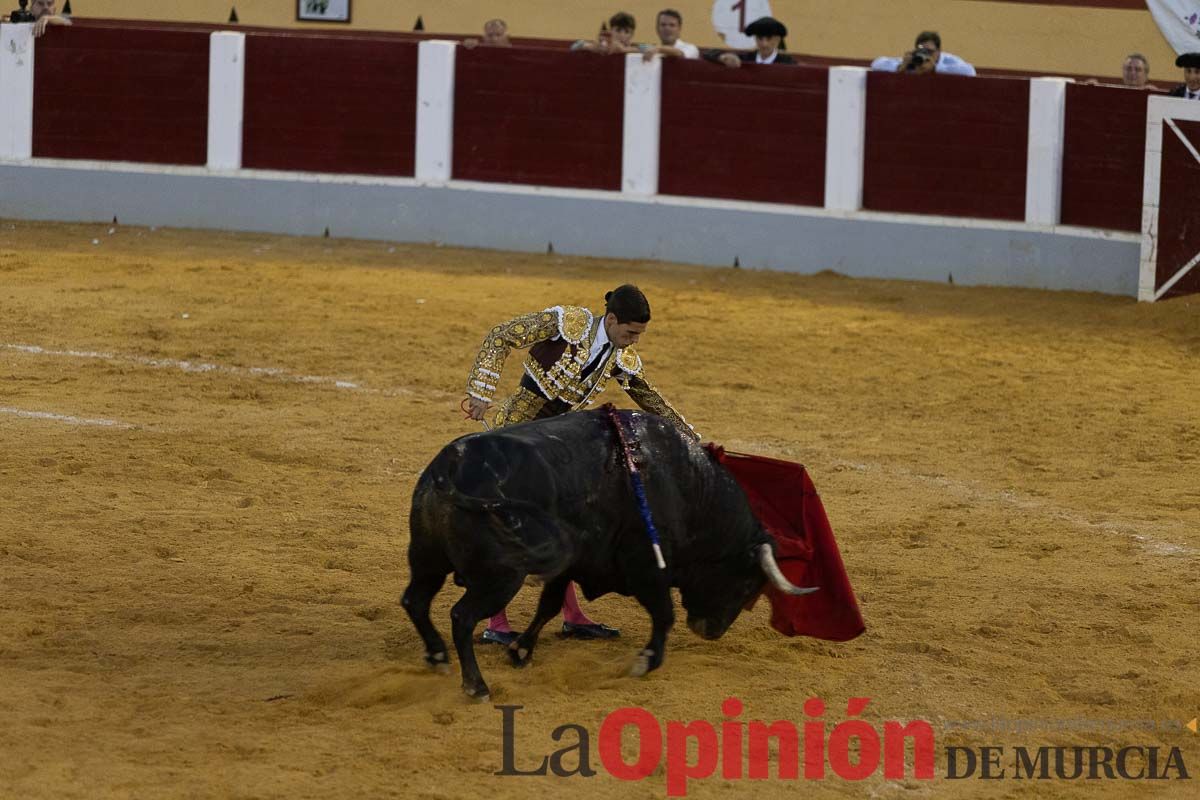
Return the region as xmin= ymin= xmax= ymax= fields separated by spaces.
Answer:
xmin=711 ymin=0 xmax=773 ymax=50
xmin=1146 ymin=1 xmax=1200 ymax=55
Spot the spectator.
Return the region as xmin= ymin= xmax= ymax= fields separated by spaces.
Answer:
xmin=648 ymin=8 xmax=699 ymax=59
xmin=3 ymin=0 xmax=71 ymax=37
xmin=1122 ymin=53 xmax=1151 ymax=89
xmin=462 ymin=18 xmax=512 ymax=49
xmin=1168 ymin=52 xmax=1200 ymax=99
xmin=571 ymin=12 xmax=645 ymax=55
xmin=1084 ymin=53 xmax=1163 ymax=91
xmin=871 ymin=31 xmax=976 ymax=76
xmin=707 ymin=16 xmax=794 ymax=68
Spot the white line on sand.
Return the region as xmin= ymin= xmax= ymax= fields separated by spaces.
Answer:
xmin=3 ymin=342 xmax=466 ymax=406
xmin=3 ymin=342 xmax=373 ymax=392
xmin=0 ymin=406 xmax=138 ymax=429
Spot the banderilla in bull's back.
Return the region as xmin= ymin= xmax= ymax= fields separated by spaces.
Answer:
xmin=400 ymin=408 xmax=816 ymax=700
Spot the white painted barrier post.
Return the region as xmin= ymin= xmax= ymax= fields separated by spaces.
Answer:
xmin=0 ymin=23 xmax=35 ymax=160
xmin=1139 ymin=97 xmax=1167 ymax=302
xmin=621 ymin=53 xmax=662 ymax=196
xmin=207 ymin=31 xmax=246 ymax=170
xmin=1025 ymin=77 xmax=1069 ymax=226
xmin=824 ymin=66 xmax=868 ymax=212
xmin=415 ymin=40 xmax=457 ymax=184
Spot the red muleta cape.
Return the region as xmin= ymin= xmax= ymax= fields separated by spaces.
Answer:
xmin=706 ymin=445 xmax=865 ymax=641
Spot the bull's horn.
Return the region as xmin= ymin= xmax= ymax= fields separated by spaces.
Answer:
xmin=759 ymin=544 xmax=819 ymax=596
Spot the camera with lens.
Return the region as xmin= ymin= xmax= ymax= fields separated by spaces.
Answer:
xmin=8 ymin=0 xmax=37 ymax=23
xmin=906 ymin=46 xmax=936 ymax=72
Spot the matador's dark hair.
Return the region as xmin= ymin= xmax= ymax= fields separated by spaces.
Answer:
xmin=605 ymin=284 xmax=651 ymax=324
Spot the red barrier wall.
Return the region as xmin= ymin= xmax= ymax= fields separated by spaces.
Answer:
xmin=27 ymin=23 xmax=1156 ymax=238
xmin=1060 ymin=84 xmax=1146 ymax=232
xmin=241 ymin=36 xmax=418 ymax=176
xmin=659 ymin=61 xmax=827 ymax=207
xmin=863 ymin=72 xmax=1030 ymax=221
xmin=452 ymin=49 xmax=624 ymax=191
xmin=32 ymin=26 xmax=209 ymax=165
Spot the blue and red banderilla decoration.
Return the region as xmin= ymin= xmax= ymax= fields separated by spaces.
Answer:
xmin=606 ymin=406 xmax=667 ymax=570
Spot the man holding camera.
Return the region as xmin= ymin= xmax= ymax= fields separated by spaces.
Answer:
xmin=3 ymin=0 xmax=71 ymax=37
xmin=871 ymin=31 xmax=976 ymax=77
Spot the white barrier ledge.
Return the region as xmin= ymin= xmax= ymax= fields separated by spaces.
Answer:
xmin=1025 ymin=77 xmax=1069 ymax=226
xmin=415 ymin=40 xmax=457 ymax=183
xmin=824 ymin=66 xmax=868 ymax=212
xmin=0 ymin=23 xmax=35 ymax=160
xmin=0 ymin=159 xmax=1142 ymax=298
xmin=622 ymin=53 xmax=662 ymax=196
xmin=207 ymin=31 xmax=246 ymax=171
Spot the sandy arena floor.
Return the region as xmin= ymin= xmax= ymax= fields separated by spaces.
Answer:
xmin=1 ymin=220 xmax=1197 ymax=799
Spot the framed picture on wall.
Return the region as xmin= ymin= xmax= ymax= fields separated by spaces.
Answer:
xmin=297 ymin=0 xmax=352 ymax=23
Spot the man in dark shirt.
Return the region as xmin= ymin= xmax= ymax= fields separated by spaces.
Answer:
xmin=1168 ymin=53 xmax=1200 ymax=99
xmin=708 ymin=16 xmax=795 ymax=68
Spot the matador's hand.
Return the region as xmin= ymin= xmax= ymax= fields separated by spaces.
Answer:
xmin=466 ymin=396 xmax=491 ymax=421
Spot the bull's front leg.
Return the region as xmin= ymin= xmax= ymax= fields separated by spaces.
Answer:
xmin=629 ymin=576 xmax=674 ymax=677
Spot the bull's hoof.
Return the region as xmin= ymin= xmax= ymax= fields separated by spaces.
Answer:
xmin=463 ymin=684 xmax=491 ymax=702
xmin=507 ymin=641 xmax=533 ymax=668
xmin=425 ymin=651 xmax=451 ymax=674
xmin=630 ymin=649 xmax=656 ymax=678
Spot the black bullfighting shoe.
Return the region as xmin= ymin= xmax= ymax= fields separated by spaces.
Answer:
xmin=560 ymin=622 xmax=621 ymax=639
xmin=479 ymin=628 xmax=520 ymax=645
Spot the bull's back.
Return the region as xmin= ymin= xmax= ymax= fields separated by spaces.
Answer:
xmin=411 ymin=409 xmax=699 ymax=535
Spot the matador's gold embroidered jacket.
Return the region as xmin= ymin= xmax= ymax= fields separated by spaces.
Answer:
xmin=466 ymin=305 xmax=697 ymax=438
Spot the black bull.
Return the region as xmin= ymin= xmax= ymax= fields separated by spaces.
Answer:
xmin=401 ymin=409 xmax=815 ymax=700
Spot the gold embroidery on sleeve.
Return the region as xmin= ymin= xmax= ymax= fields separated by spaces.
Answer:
xmin=623 ymin=370 xmax=698 ymax=440
xmin=466 ymin=310 xmax=560 ymax=402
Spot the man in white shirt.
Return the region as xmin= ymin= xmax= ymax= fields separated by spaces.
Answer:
xmin=871 ymin=30 xmax=976 ymax=77
xmin=651 ymin=8 xmax=700 ymax=59
xmin=1169 ymin=52 xmax=1200 ymax=99
xmin=1122 ymin=53 xmax=1151 ymax=89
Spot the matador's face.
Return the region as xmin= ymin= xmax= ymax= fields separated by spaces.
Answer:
xmin=605 ymin=314 xmax=647 ymax=348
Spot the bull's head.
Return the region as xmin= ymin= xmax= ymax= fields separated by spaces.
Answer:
xmin=681 ymin=543 xmax=817 ymax=640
